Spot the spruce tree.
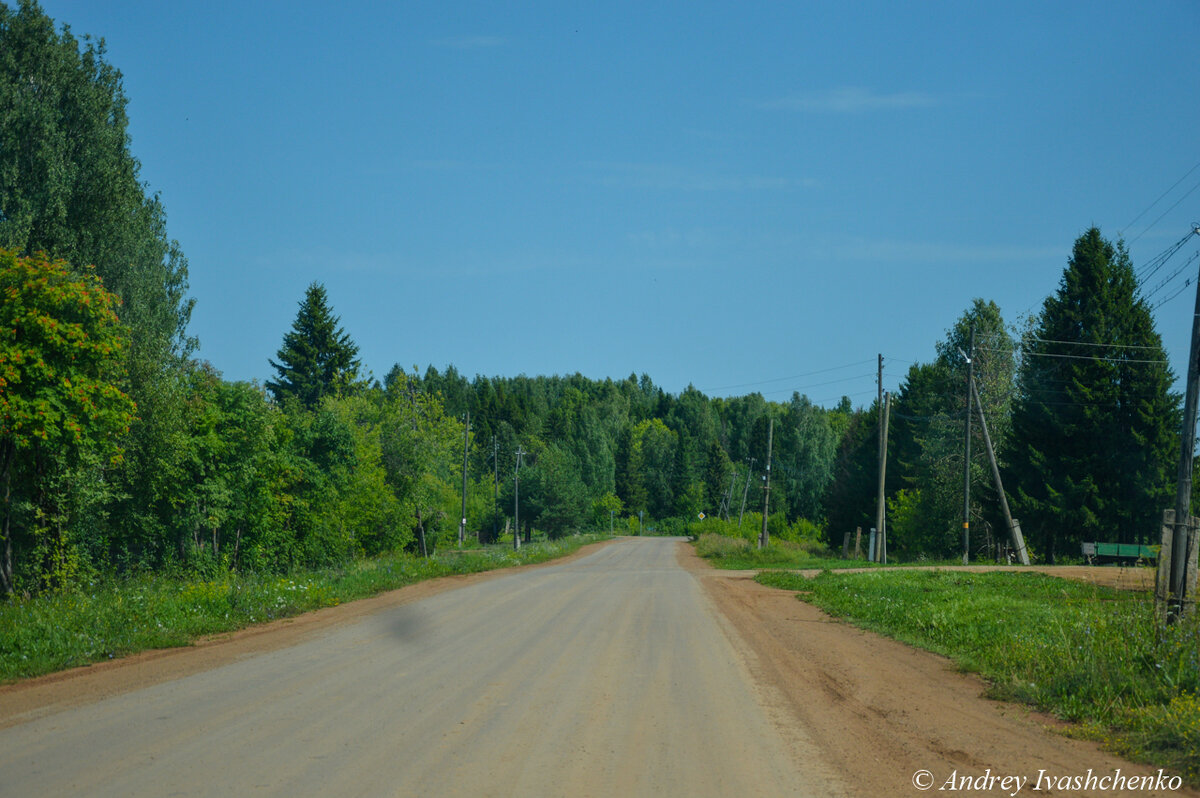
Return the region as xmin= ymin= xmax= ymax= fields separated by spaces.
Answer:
xmin=267 ymin=282 xmax=361 ymax=409
xmin=1007 ymin=228 xmax=1180 ymax=561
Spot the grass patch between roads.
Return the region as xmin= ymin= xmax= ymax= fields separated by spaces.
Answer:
xmin=693 ymin=533 xmax=852 ymax=570
xmin=756 ymin=568 xmax=1200 ymax=785
xmin=0 ymin=534 xmax=608 ymax=684
xmin=692 ymin=532 xmax=938 ymax=571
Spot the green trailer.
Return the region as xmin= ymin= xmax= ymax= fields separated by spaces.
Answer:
xmin=1080 ymin=541 xmax=1159 ymax=564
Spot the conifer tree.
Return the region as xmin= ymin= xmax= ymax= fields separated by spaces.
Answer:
xmin=1007 ymin=228 xmax=1180 ymax=561
xmin=267 ymin=283 xmax=361 ymax=409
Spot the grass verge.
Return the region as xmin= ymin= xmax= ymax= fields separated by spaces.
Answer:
xmin=0 ymin=535 xmax=609 ymax=684
xmin=756 ymin=568 xmax=1200 ymax=785
xmin=693 ymin=532 xmax=847 ymax=569
xmin=692 ymin=532 xmax=940 ymax=570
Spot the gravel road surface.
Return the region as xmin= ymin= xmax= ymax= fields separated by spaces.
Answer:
xmin=0 ymin=537 xmax=846 ymax=797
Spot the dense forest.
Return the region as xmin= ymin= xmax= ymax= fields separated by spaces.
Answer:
xmin=0 ymin=1 xmax=1188 ymax=595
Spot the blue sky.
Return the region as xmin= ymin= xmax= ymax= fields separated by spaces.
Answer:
xmin=34 ymin=1 xmax=1200 ymax=406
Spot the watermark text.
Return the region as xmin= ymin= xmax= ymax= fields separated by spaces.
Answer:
xmin=911 ymin=768 xmax=1183 ymax=795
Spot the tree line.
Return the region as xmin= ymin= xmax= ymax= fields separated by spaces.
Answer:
xmin=830 ymin=232 xmax=1180 ymax=564
xmin=0 ymin=1 xmax=1187 ymax=595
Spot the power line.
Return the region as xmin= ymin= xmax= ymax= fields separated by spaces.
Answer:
xmin=1151 ymin=250 xmax=1200 ymax=311
xmin=1142 ymin=245 xmax=1199 ymax=301
xmin=1155 ymin=278 xmax=1193 ymax=312
xmin=1017 ymin=350 xmax=1168 ymax=365
xmin=758 ymin=372 xmax=877 ymax=398
xmin=1136 ymin=229 xmax=1195 ymax=284
xmin=1122 ymin=160 xmax=1200 ymax=238
xmin=703 ymin=358 xmax=875 ymax=393
xmin=1129 ymin=177 xmax=1200 ymax=245
xmin=811 ymin=388 xmax=876 ymax=406
xmin=1023 ymin=337 xmax=1162 ymax=351
xmin=978 ymin=343 xmax=1168 ymax=364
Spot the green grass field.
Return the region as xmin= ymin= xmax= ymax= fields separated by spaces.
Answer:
xmin=756 ymin=568 xmax=1200 ymax=785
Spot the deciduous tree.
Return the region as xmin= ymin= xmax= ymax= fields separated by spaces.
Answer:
xmin=0 ymin=249 xmax=135 ymax=592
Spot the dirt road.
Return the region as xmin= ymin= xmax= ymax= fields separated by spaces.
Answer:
xmin=0 ymin=538 xmax=846 ymax=797
xmin=0 ymin=538 xmax=1192 ymax=797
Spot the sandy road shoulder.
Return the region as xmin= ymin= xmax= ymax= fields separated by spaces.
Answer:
xmin=678 ymin=542 xmax=1196 ymax=798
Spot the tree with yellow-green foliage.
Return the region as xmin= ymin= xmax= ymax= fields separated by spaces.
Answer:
xmin=0 ymin=249 xmax=135 ymax=593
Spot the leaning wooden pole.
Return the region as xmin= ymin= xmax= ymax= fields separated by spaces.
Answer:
xmin=970 ymin=376 xmax=1029 ymax=565
xmin=875 ymin=391 xmax=891 ymax=564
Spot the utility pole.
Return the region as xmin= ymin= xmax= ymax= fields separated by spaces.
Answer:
xmin=970 ymin=377 xmax=1029 ymax=565
xmin=961 ymin=328 xmax=975 ymax=565
xmin=721 ymin=471 xmax=738 ymax=521
xmin=1167 ymin=225 xmax=1200 ymax=621
xmin=513 ymin=445 xmax=525 ymax=552
xmin=459 ymin=411 xmax=470 ymax=547
xmin=492 ymin=435 xmax=498 ymax=545
xmin=875 ymin=391 xmax=891 ymax=564
xmin=877 ymin=354 xmax=886 ymax=562
xmin=715 ymin=470 xmax=734 ymax=520
xmin=758 ymin=418 xmax=774 ymax=550
xmin=738 ymin=457 xmax=756 ymax=527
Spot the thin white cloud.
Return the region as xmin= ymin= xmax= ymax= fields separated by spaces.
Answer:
xmin=757 ymin=87 xmax=938 ymax=113
xmin=827 ymin=237 xmax=1060 ymax=263
xmin=627 ymin=228 xmax=717 ymax=249
xmin=431 ymin=35 xmax=508 ymax=50
xmin=588 ymin=162 xmax=817 ymax=192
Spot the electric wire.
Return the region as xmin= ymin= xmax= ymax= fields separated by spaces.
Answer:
xmin=1122 ymin=161 xmax=1200 ymax=238
xmin=1151 ymin=250 xmax=1200 ymax=311
xmin=1142 ymin=247 xmax=1199 ymax=302
xmin=703 ymin=358 xmax=876 ymax=393
xmin=1129 ymin=177 xmax=1200 ymax=245
xmin=1136 ymin=229 xmax=1195 ymax=284
xmin=1024 ymin=337 xmax=1162 ymax=351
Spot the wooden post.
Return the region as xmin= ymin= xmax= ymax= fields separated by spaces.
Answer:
xmin=459 ymin=411 xmax=470 ymax=547
xmin=513 ymin=446 xmax=525 ymax=551
xmin=876 ymin=392 xmax=891 ymax=564
xmin=962 ymin=329 xmax=975 ymax=565
xmin=854 ymin=526 xmax=862 ymax=559
xmin=970 ymin=377 xmax=1030 ymax=565
xmin=758 ymin=418 xmax=774 ymax=550
xmin=1168 ymin=234 xmax=1200 ymax=620
xmin=738 ymin=458 xmax=755 ymax=528
xmin=1157 ymin=509 xmax=1199 ymax=619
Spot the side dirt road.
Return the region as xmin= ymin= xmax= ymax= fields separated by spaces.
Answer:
xmin=683 ymin=543 xmax=1196 ymax=797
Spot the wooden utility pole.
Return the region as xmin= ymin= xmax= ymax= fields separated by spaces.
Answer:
xmin=758 ymin=418 xmax=774 ymax=550
xmin=738 ymin=457 xmax=756 ymax=527
xmin=875 ymin=391 xmax=891 ymax=564
xmin=721 ymin=471 xmax=737 ymax=521
xmin=877 ymin=355 xmax=886 ymax=554
xmin=970 ymin=377 xmax=1029 ymax=565
xmin=1166 ymin=227 xmax=1200 ymax=620
xmin=492 ymin=435 xmax=498 ymax=545
xmin=961 ymin=329 xmax=975 ymax=565
xmin=513 ymin=445 xmax=525 ymax=552
xmin=459 ymin=411 xmax=470 ymax=547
